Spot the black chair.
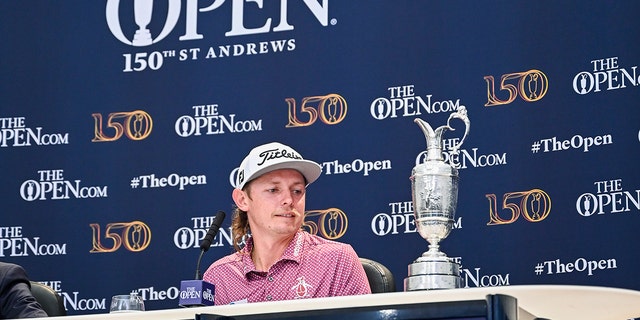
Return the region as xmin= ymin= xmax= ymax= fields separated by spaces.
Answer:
xmin=359 ymin=258 xmax=396 ymax=293
xmin=30 ymin=281 xmax=67 ymax=317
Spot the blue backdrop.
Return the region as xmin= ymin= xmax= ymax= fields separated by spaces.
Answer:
xmin=1 ymin=0 xmax=639 ymax=315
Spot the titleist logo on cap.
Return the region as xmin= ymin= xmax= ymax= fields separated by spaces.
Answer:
xmin=257 ymin=148 xmax=302 ymax=166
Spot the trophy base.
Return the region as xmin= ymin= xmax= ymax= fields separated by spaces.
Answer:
xmin=404 ymin=260 xmax=462 ymax=291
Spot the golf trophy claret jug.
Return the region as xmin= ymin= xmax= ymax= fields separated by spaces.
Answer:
xmin=404 ymin=106 xmax=470 ymax=291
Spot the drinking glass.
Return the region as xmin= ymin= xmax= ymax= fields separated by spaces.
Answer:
xmin=109 ymin=293 xmax=145 ymax=313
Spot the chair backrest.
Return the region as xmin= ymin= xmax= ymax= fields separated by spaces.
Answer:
xmin=359 ymin=258 xmax=396 ymax=293
xmin=30 ymin=281 xmax=67 ymax=317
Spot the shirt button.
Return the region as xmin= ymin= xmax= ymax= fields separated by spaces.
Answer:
xmin=266 ymin=295 xmax=272 ymax=301
xmin=268 ymin=276 xmax=274 ymax=282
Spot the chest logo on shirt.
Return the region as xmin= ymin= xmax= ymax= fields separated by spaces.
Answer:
xmin=291 ymin=276 xmax=313 ymax=299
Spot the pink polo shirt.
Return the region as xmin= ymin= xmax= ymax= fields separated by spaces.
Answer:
xmin=202 ymin=231 xmax=371 ymax=305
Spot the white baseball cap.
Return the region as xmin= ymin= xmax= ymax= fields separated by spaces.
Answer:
xmin=235 ymin=142 xmax=322 ymax=190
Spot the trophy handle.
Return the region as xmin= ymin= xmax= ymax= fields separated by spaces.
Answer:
xmin=414 ymin=106 xmax=470 ymax=161
xmin=445 ymin=106 xmax=470 ymax=155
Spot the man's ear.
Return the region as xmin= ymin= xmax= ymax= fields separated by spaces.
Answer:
xmin=232 ymin=188 xmax=250 ymax=211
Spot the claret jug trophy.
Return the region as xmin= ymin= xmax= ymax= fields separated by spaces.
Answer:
xmin=404 ymin=107 xmax=470 ymax=291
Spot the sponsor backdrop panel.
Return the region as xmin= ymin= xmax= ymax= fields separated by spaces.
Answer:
xmin=1 ymin=0 xmax=639 ymax=315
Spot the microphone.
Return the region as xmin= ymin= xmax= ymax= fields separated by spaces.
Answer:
xmin=200 ymin=210 xmax=227 ymax=252
xmin=179 ymin=210 xmax=226 ymax=307
xmin=195 ymin=210 xmax=226 ymax=280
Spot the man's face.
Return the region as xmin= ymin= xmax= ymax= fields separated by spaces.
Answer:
xmin=234 ymin=169 xmax=307 ymax=239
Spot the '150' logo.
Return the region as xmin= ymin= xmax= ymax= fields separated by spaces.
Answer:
xmin=92 ymin=110 xmax=153 ymax=142
xmin=486 ymin=189 xmax=551 ymax=225
xmin=286 ymin=94 xmax=347 ymax=127
xmin=484 ymin=70 xmax=548 ymax=106
xmin=90 ymin=221 xmax=152 ymax=253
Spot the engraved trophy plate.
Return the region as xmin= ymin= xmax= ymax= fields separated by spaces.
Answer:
xmin=404 ymin=107 xmax=470 ymax=291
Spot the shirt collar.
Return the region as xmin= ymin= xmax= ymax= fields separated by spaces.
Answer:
xmin=241 ymin=231 xmax=305 ymax=276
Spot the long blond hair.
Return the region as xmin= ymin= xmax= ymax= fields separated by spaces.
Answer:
xmin=230 ymin=206 xmax=249 ymax=252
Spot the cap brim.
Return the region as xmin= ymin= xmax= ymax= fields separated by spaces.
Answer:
xmin=241 ymin=159 xmax=322 ymax=189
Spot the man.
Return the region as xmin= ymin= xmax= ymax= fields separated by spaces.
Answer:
xmin=203 ymin=142 xmax=371 ymax=305
xmin=0 ymin=262 xmax=48 ymax=318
